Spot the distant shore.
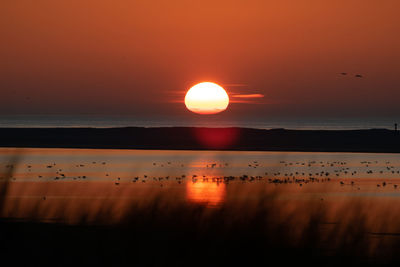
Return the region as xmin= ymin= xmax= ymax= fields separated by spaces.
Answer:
xmin=1 ymin=127 xmax=400 ymax=153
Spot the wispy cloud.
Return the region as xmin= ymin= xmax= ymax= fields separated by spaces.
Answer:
xmin=164 ymin=88 xmax=265 ymax=104
xmin=230 ymin=100 xmax=264 ymax=104
xmin=231 ymin=94 xmax=264 ymax=99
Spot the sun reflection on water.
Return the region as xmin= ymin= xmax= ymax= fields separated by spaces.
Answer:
xmin=186 ymin=179 xmax=226 ymax=206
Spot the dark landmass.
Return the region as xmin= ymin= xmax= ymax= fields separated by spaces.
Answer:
xmin=1 ymin=127 xmax=400 ymax=152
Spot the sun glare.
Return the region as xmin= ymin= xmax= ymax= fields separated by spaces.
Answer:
xmin=184 ymin=82 xmax=229 ymax=114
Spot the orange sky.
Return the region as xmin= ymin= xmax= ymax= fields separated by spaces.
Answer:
xmin=1 ymin=0 xmax=400 ymax=119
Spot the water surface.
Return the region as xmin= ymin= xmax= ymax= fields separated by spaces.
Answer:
xmin=1 ymin=148 xmax=400 ymax=226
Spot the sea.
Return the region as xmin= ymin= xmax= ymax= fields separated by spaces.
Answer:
xmin=1 ymin=147 xmax=400 ymax=223
xmin=0 ymin=115 xmax=398 ymax=130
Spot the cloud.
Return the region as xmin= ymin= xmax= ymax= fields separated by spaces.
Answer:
xmin=229 ymin=100 xmax=263 ymax=104
xmin=231 ymin=94 xmax=265 ymax=98
xmin=164 ymin=91 xmax=265 ymax=104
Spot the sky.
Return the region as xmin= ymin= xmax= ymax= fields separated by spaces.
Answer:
xmin=1 ymin=0 xmax=400 ymax=121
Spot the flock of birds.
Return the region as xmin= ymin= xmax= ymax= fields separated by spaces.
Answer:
xmin=339 ymin=72 xmax=363 ymax=78
xmin=1 ymin=159 xmax=400 ymax=190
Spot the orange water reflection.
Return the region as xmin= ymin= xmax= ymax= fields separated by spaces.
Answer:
xmin=186 ymin=180 xmax=226 ymax=205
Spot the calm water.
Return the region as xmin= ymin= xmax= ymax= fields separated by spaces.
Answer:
xmin=1 ymin=148 xmax=400 ymax=225
xmin=0 ymin=115 xmax=398 ymax=130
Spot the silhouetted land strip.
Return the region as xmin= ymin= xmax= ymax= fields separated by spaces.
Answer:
xmin=1 ymin=127 xmax=400 ymax=152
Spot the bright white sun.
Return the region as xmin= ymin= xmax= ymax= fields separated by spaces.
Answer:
xmin=184 ymin=82 xmax=229 ymax=114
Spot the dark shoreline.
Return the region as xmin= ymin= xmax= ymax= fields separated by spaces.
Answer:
xmin=1 ymin=126 xmax=400 ymax=153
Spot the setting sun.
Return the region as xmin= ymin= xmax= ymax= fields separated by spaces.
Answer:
xmin=184 ymin=82 xmax=229 ymax=114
